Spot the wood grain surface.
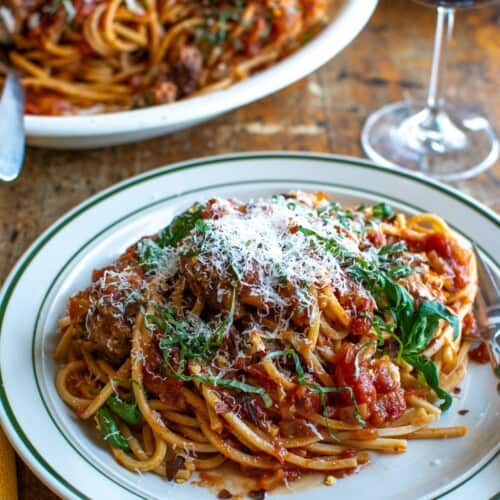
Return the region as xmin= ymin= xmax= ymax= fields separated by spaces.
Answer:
xmin=0 ymin=0 xmax=498 ymax=498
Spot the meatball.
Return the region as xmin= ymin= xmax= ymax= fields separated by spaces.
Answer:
xmin=69 ymin=264 xmax=145 ymax=364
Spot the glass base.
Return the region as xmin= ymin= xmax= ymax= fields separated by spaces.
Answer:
xmin=361 ymin=102 xmax=499 ymax=181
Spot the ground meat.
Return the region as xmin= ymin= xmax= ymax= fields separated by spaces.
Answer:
xmin=0 ymin=0 xmax=54 ymax=41
xmin=180 ymin=252 xmax=233 ymax=309
xmin=132 ymin=67 xmax=178 ymax=108
xmin=171 ymin=45 xmax=203 ymax=96
xmin=69 ymin=262 xmax=145 ymax=364
xmin=2 ymin=0 xmax=43 ymax=24
xmin=166 ymin=455 xmax=185 ymax=481
xmin=0 ymin=1 xmax=39 ymax=42
xmin=151 ymin=81 xmax=178 ymax=105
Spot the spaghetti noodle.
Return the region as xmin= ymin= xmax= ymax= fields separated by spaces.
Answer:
xmin=0 ymin=0 xmax=330 ymax=115
xmin=54 ymin=192 xmax=477 ymax=494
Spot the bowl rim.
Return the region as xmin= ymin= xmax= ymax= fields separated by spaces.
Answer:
xmin=23 ymin=0 xmax=378 ymax=137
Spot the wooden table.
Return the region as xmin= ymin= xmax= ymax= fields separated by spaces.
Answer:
xmin=1 ymin=0 xmax=498 ymax=498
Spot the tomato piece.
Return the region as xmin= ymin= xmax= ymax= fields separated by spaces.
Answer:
xmin=350 ymin=316 xmax=371 ymax=336
xmin=74 ymin=41 xmax=94 ymax=56
xmin=339 ymin=449 xmax=357 ymax=459
xmin=425 ymin=233 xmax=452 ymax=259
xmin=462 ymin=311 xmax=478 ymax=337
xmin=372 ymin=358 xmax=398 ymax=393
xmin=469 ymin=343 xmax=489 ymax=364
xmin=334 ymin=343 xmax=406 ymax=426
xmin=334 ymin=343 xmax=376 ymax=407
xmin=370 ymin=389 xmax=406 ymax=426
xmin=454 ymin=265 xmax=468 ymax=289
xmin=366 ymin=230 xmax=384 ymax=246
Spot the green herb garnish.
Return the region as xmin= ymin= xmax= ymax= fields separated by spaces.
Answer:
xmin=157 ymin=203 xmax=205 ymax=247
xmin=354 ymin=262 xmax=459 ymax=410
xmin=297 ymin=226 xmax=352 ymax=260
xmin=137 ymin=203 xmax=206 ymax=271
xmin=298 ymin=213 xmax=458 ymax=411
xmin=106 ymin=396 xmax=141 ymax=426
xmin=96 ymin=407 xmax=129 ymax=450
xmin=372 ymin=202 xmax=394 ymax=219
xmin=148 ymin=288 xmax=236 ymax=363
xmin=265 ymin=349 xmax=366 ymax=431
xmin=148 ymin=290 xmax=272 ymax=407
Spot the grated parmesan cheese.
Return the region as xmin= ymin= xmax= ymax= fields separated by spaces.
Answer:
xmin=142 ymin=195 xmax=391 ymax=327
xmin=177 ymin=196 xmax=362 ymax=309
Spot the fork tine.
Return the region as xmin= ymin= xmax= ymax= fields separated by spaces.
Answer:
xmin=474 ymin=288 xmax=490 ymax=333
xmin=473 ymin=244 xmax=499 ymax=307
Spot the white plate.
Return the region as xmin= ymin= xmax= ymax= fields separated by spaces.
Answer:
xmin=24 ymin=0 xmax=377 ymax=149
xmin=0 ymin=153 xmax=498 ymax=500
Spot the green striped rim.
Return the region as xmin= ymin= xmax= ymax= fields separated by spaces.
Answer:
xmin=1 ymin=153 xmax=498 ymax=499
xmin=433 ymin=450 xmax=500 ymax=500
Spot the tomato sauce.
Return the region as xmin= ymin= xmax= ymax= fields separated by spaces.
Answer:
xmin=469 ymin=343 xmax=490 ymax=364
xmin=334 ymin=343 xmax=406 ymax=426
xmin=409 ymin=232 xmax=470 ymax=291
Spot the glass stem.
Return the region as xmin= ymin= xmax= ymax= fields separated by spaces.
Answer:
xmin=426 ymin=7 xmax=455 ymax=113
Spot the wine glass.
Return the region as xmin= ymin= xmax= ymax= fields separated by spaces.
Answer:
xmin=361 ymin=0 xmax=499 ymax=181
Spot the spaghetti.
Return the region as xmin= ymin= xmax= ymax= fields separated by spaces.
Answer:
xmin=0 ymin=0 xmax=330 ymax=115
xmin=54 ymin=192 xmax=477 ymax=494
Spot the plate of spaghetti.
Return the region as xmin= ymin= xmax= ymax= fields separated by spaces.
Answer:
xmin=0 ymin=153 xmax=498 ymax=500
xmin=0 ymin=0 xmax=376 ymax=148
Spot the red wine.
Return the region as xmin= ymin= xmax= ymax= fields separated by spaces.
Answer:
xmin=414 ymin=0 xmax=497 ymax=7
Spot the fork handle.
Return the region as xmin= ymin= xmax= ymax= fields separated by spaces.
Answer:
xmin=0 ymin=70 xmax=25 ymax=181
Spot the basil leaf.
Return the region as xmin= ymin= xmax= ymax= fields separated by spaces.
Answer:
xmin=312 ymin=384 xmax=366 ymax=428
xmin=382 ymin=277 xmax=415 ymax=337
xmin=419 ymin=301 xmax=460 ymax=341
xmin=403 ymin=301 xmax=459 ymax=356
xmin=136 ymin=203 xmax=206 ymax=269
xmin=210 ymin=288 xmax=236 ymax=347
xmin=154 ymin=291 xmax=272 ymax=408
xmin=353 ymin=264 xmax=414 ymax=339
xmin=354 ymin=263 xmax=457 ymax=413
xmin=157 ymin=203 xmax=205 ymax=247
xmin=151 ymin=288 xmax=236 ymax=362
xmin=106 ymin=396 xmax=141 ymax=426
xmin=388 ymin=265 xmax=413 ymax=280
xmin=192 ymin=375 xmax=273 ymax=408
xmin=136 ymin=238 xmax=165 ymax=272
xmin=96 ymin=407 xmax=129 ymax=450
xmin=297 ymin=226 xmax=352 ymax=260
xmin=404 ymin=354 xmax=452 ymax=411
xmin=371 ymin=315 xmax=389 ymax=345
xmin=372 ymin=202 xmax=394 ymax=219
xmin=378 ymin=241 xmax=407 ymax=255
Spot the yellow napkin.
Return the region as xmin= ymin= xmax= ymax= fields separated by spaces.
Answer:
xmin=0 ymin=427 xmax=17 ymax=499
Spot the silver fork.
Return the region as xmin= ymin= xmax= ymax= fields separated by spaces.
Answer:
xmin=462 ymin=245 xmax=500 ymax=379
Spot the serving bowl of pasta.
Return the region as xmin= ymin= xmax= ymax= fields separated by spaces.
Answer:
xmin=0 ymin=0 xmax=377 ymax=148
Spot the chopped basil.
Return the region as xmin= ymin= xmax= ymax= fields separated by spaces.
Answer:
xmin=106 ymin=396 xmax=141 ymax=426
xmin=157 ymin=203 xmax=205 ymax=248
xmin=372 ymin=202 xmax=394 ymax=219
xmin=149 ymin=290 xmax=272 ymax=407
xmin=96 ymin=407 xmax=129 ymax=451
xmin=265 ymin=349 xmax=367 ymax=430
